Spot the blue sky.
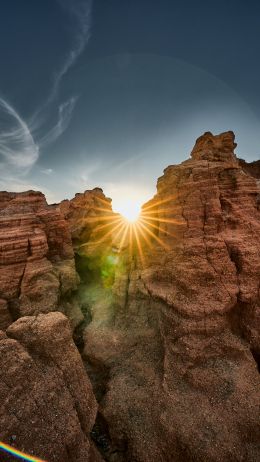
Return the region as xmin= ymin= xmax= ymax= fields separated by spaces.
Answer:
xmin=0 ymin=0 xmax=260 ymax=213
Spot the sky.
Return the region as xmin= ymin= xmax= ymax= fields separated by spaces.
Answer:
xmin=0 ymin=0 xmax=260 ymax=215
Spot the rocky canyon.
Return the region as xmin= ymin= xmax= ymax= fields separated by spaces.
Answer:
xmin=0 ymin=131 xmax=259 ymax=462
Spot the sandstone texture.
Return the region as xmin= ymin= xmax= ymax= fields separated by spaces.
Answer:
xmin=60 ymin=188 xmax=117 ymax=254
xmin=0 ymin=312 xmax=102 ymax=462
xmin=239 ymin=158 xmax=260 ymax=179
xmin=80 ymin=131 xmax=260 ymax=461
xmin=0 ymin=191 xmax=79 ymax=327
xmin=0 ymin=132 xmax=259 ymax=462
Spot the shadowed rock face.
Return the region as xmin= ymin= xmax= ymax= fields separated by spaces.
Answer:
xmin=0 ymin=312 xmax=103 ymax=462
xmin=60 ymin=188 xmax=119 ymax=290
xmin=238 ymin=158 xmax=260 ymax=179
xmin=0 ymin=190 xmax=79 ymax=327
xmin=60 ymin=188 xmax=117 ymax=251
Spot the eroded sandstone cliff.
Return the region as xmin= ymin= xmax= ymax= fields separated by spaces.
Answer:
xmin=0 ymin=190 xmax=79 ymax=327
xmin=0 ymin=131 xmax=259 ymax=462
xmin=78 ymin=131 xmax=260 ymax=461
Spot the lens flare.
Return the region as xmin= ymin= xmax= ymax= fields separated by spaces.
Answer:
xmin=0 ymin=441 xmax=46 ymax=462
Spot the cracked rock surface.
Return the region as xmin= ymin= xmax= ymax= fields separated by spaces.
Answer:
xmin=0 ymin=312 xmax=103 ymax=461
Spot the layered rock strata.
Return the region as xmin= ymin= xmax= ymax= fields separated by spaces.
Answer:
xmin=0 ymin=191 xmax=79 ymax=328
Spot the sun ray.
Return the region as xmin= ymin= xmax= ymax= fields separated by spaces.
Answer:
xmin=140 ymin=217 xmax=177 ymax=239
xmin=129 ymin=222 xmax=134 ymax=258
xmin=118 ymin=222 xmax=130 ymax=250
xmin=82 ymin=214 xmax=121 ymax=223
xmin=138 ymin=221 xmax=171 ymax=250
xmin=94 ymin=217 xmax=123 ymax=233
xmin=95 ymin=220 xmax=126 ymax=245
xmin=95 ymin=195 xmax=114 ymax=207
xmin=141 ymin=207 xmax=180 ymax=216
xmin=133 ymin=223 xmax=145 ymax=266
xmin=112 ymin=220 xmax=128 ymax=245
xmin=135 ymin=221 xmax=153 ymax=248
xmin=140 ymin=215 xmax=183 ymax=225
xmin=71 ymin=215 xmax=121 ymax=233
xmin=71 ymin=215 xmax=121 ymax=235
xmin=72 ymin=192 xmax=178 ymax=263
xmin=141 ymin=194 xmax=178 ymax=212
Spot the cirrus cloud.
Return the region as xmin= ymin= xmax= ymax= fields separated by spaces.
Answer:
xmin=0 ymin=1 xmax=93 ymax=191
xmin=0 ymin=97 xmax=39 ymax=176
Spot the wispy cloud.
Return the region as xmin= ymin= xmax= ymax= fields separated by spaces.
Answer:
xmin=39 ymin=96 xmax=77 ymax=147
xmin=0 ymin=98 xmax=39 ymax=177
xmin=34 ymin=0 xmax=93 ymax=149
xmin=49 ymin=0 xmax=93 ymax=103
xmin=40 ymin=168 xmax=53 ymax=175
xmin=1 ymin=1 xmax=93 ymax=192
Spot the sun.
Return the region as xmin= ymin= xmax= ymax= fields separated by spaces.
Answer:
xmin=85 ymin=192 xmax=180 ymax=266
xmin=120 ymin=208 xmax=140 ymax=223
xmin=114 ymin=201 xmax=141 ymax=223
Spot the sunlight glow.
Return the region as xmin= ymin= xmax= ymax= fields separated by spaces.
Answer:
xmin=82 ymin=192 xmax=182 ymax=270
xmin=114 ymin=201 xmax=141 ymax=223
xmin=107 ymin=185 xmax=153 ymax=224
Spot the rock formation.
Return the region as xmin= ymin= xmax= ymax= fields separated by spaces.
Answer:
xmin=238 ymin=158 xmax=260 ymax=179
xmin=80 ymin=131 xmax=260 ymax=461
xmin=59 ymin=188 xmax=121 ymax=345
xmin=0 ymin=191 xmax=79 ymax=328
xmin=0 ymin=312 xmax=103 ymax=462
xmin=0 ymin=131 xmax=259 ymax=462
xmin=60 ymin=187 xmax=117 ymax=252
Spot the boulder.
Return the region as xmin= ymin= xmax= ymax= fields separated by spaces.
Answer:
xmin=0 ymin=312 xmax=103 ymax=462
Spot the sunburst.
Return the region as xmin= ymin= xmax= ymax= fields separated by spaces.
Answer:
xmin=80 ymin=193 xmax=182 ymax=266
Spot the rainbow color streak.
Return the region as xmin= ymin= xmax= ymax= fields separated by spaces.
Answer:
xmin=0 ymin=441 xmax=46 ymax=462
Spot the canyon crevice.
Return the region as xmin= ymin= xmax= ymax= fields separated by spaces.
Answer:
xmin=0 ymin=131 xmax=259 ymax=462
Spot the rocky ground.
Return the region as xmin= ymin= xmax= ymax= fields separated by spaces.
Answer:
xmin=0 ymin=131 xmax=259 ymax=461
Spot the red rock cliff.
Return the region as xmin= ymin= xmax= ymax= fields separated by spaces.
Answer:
xmin=81 ymin=131 xmax=260 ymax=462
xmin=0 ymin=190 xmax=79 ymax=328
xmin=0 ymin=132 xmax=259 ymax=462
